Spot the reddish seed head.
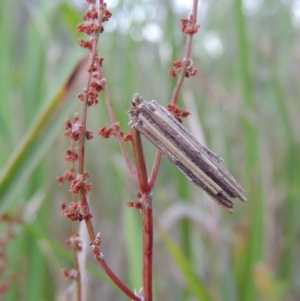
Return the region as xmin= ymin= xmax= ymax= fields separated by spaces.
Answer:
xmin=90 ymin=81 xmax=103 ymax=92
xmin=77 ymin=38 xmax=93 ymax=50
xmin=97 ymin=57 xmax=104 ymax=66
xmin=65 ymin=119 xmax=72 ymax=130
xmin=167 ymin=103 xmax=190 ymax=122
xmin=82 ymin=6 xmax=98 ymax=21
xmin=76 ymin=23 xmax=86 ymax=33
xmin=188 ymin=67 xmax=198 ymax=76
xmin=62 ymin=202 xmax=89 ymax=222
xmin=182 ymin=110 xmax=191 ymax=117
xmin=127 ymin=201 xmax=134 ymax=207
xmin=65 ymin=234 xmax=82 ymax=251
xmin=101 ymin=7 xmax=112 ymax=22
xmin=81 ymin=172 xmax=89 ymax=179
xmin=61 ymin=268 xmax=69 ymax=278
xmin=56 ymin=176 xmax=64 ymax=185
xmin=87 ymin=64 xmax=97 ymax=73
xmin=169 ymin=68 xmax=177 ymax=77
xmin=65 ymin=148 xmax=78 ymax=162
xmin=64 ymin=168 xmax=76 ymax=182
xmin=84 ymin=183 xmax=93 ymax=193
xmin=69 ymin=173 xmax=92 ymax=194
xmin=172 ymin=60 xmax=183 ymax=68
xmin=85 ymin=130 xmax=94 ymax=140
xmin=87 ymin=87 xmax=99 ymax=106
xmin=180 ymin=17 xmax=200 ymax=35
xmin=77 ymin=22 xmax=101 ymax=35
xmin=70 ymin=131 xmax=80 ymax=141
xmin=77 ymin=92 xmax=84 ymax=101
xmin=60 ymin=202 xmax=67 ymax=211
xmin=98 ymin=125 xmax=113 ymax=138
xmin=126 ymin=200 xmax=142 ymax=209
xmin=123 ymin=133 xmax=132 ymax=141
xmin=180 ymin=18 xmax=189 ymax=32
xmin=83 ymin=212 xmax=93 ymax=220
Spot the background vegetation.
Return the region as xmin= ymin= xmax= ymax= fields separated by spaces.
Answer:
xmin=0 ymin=0 xmax=299 ymax=300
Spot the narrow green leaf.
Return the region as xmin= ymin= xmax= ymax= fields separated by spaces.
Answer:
xmin=159 ymin=228 xmax=214 ymax=301
xmin=0 ymin=57 xmax=88 ymax=210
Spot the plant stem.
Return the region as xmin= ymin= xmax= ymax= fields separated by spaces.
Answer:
xmin=170 ymin=0 xmax=199 ymax=105
xmin=131 ymin=129 xmax=153 ymax=301
xmin=72 ymin=223 xmax=81 ymax=301
xmin=141 ymin=193 xmax=153 ymax=301
xmin=73 ymin=4 xmax=142 ymax=301
xmin=95 ymin=256 xmax=141 ymax=301
xmin=148 ymin=150 xmax=162 ymax=189
xmin=79 ymin=189 xmax=141 ymax=301
xmin=148 ymin=0 xmax=199 ymax=187
xmin=70 ymin=139 xmax=82 ymax=301
xmin=96 ymin=64 xmax=138 ymax=181
xmin=131 ymin=130 xmax=149 ymax=193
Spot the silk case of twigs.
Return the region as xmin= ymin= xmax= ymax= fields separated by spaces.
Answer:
xmin=128 ymin=94 xmax=246 ymax=212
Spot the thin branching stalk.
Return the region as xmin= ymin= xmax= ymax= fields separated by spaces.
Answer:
xmin=92 ymin=1 xmax=138 ymax=181
xmin=60 ymin=1 xmax=200 ymax=300
xmin=95 ymin=64 xmax=138 ymax=181
xmin=148 ymin=0 xmax=199 ymax=187
xmin=70 ymin=140 xmax=82 ymax=301
xmin=170 ymin=0 xmax=199 ymax=104
xmin=148 ymin=150 xmax=162 ymax=189
xmin=72 ymin=227 xmax=82 ymax=301
xmin=65 ymin=2 xmax=141 ymax=300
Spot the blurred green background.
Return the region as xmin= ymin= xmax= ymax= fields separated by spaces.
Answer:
xmin=0 ymin=0 xmax=299 ymax=300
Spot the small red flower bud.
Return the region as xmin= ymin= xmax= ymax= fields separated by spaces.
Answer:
xmin=172 ymin=60 xmax=183 ymax=68
xmin=76 ymin=23 xmax=86 ymax=33
xmin=85 ymin=130 xmax=94 ymax=140
xmin=123 ymin=133 xmax=133 ymax=141
xmin=169 ymin=68 xmax=177 ymax=77
xmin=56 ymin=176 xmax=64 ymax=185
xmin=61 ymin=268 xmax=69 ymax=278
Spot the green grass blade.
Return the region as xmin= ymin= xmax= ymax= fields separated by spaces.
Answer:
xmin=0 ymin=58 xmax=87 ymax=210
xmin=233 ymin=0 xmax=263 ymax=300
xmin=159 ymin=228 xmax=214 ymax=301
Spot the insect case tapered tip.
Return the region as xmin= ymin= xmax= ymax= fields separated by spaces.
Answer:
xmin=239 ymin=195 xmax=248 ymax=202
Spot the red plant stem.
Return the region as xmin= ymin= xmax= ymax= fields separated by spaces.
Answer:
xmin=141 ymin=193 xmax=153 ymax=301
xmin=70 ymin=141 xmax=81 ymax=301
xmin=148 ymin=150 xmax=162 ymax=189
xmin=131 ymin=130 xmax=150 ymax=193
xmin=72 ymin=231 xmax=82 ymax=301
xmin=67 ymin=3 xmax=141 ymax=301
xmin=149 ymin=0 xmax=199 ymax=187
xmin=79 ymin=190 xmax=141 ymax=301
xmin=92 ymin=4 xmax=137 ymax=181
xmin=95 ymin=255 xmax=141 ymax=301
xmin=103 ymin=85 xmax=138 ymax=181
xmin=131 ymin=129 xmax=153 ymax=301
xmin=79 ymin=190 xmax=95 ymax=237
xmin=96 ymin=64 xmax=138 ymax=181
xmin=78 ymin=47 xmax=99 ymax=175
xmin=170 ymin=0 xmax=199 ymax=105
